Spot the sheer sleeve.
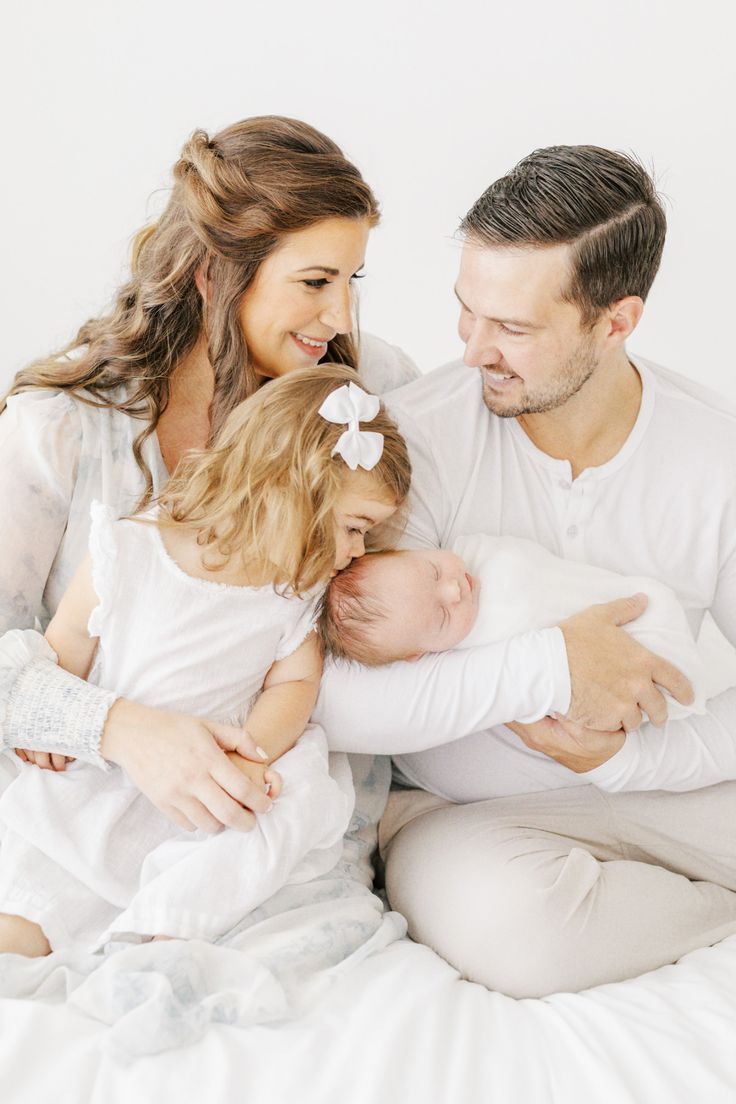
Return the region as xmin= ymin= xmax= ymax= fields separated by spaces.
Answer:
xmin=0 ymin=392 xmax=115 ymax=765
xmin=0 ymin=391 xmax=82 ymax=631
xmin=357 ymin=333 xmax=420 ymax=394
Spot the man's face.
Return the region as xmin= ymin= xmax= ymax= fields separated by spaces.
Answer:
xmin=456 ymin=242 xmax=604 ymax=417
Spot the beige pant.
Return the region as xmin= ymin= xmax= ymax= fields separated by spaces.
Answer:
xmin=379 ymin=782 xmax=736 ymax=998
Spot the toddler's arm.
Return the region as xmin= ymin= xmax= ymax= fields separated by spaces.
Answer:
xmin=241 ymin=633 xmax=323 ymax=765
xmin=44 ymin=555 xmax=99 ymax=679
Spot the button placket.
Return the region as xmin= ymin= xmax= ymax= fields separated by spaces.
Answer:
xmin=562 ymin=480 xmax=587 ymax=557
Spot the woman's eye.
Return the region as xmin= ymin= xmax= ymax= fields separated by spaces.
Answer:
xmin=347 ymin=526 xmax=364 ymax=536
xmin=303 ymin=278 xmax=330 ymax=288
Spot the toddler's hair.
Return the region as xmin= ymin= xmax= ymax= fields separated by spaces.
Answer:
xmin=319 ymin=550 xmax=407 ymax=665
xmin=158 ymin=364 xmax=411 ymax=595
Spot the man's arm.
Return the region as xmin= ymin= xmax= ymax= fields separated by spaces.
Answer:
xmin=315 ymin=627 xmax=569 ymax=754
xmin=514 ymin=551 xmax=736 ymax=791
xmin=315 ymin=593 xmax=693 ymax=755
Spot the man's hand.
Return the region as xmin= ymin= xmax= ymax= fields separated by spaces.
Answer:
xmin=507 ymin=716 xmax=626 ymax=773
xmin=100 ymin=699 xmax=276 ymax=833
xmin=560 ymin=594 xmax=694 ymax=732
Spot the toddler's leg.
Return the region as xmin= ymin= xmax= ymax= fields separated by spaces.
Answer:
xmin=0 ymin=913 xmax=50 ymax=957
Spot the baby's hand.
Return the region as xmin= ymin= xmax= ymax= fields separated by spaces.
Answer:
xmin=14 ymin=749 xmax=75 ymax=771
xmin=225 ymin=751 xmax=283 ymax=802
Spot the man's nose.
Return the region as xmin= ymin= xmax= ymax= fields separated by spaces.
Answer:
xmin=462 ymin=322 xmax=501 ymax=367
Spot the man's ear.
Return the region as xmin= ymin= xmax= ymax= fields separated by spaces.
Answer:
xmin=603 ymin=295 xmax=644 ymax=347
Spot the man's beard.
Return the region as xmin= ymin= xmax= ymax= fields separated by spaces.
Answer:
xmin=480 ymin=337 xmax=599 ymax=418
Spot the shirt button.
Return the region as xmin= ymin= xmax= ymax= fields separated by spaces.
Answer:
xmin=566 ymin=525 xmax=579 ymax=538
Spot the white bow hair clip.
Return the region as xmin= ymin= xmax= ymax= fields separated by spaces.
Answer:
xmin=318 ymin=382 xmax=384 ymax=471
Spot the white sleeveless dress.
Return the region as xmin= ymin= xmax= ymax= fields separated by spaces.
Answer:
xmin=0 ymin=504 xmax=354 ymax=950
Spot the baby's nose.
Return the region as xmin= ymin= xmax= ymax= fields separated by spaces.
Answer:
xmin=441 ymin=578 xmax=462 ymax=604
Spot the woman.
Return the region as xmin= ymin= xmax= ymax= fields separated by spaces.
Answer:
xmin=0 ymin=115 xmax=417 ymax=833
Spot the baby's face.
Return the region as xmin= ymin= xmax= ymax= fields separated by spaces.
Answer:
xmin=366 ymin=548 xmax=480 ymax=658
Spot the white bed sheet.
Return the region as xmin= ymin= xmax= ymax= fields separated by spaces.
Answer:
xmin=1 ymin=933 xmax=736 ymax=1104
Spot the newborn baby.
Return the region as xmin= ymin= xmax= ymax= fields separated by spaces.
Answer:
xmin=319 ymin=533 xmax=707 ymax=720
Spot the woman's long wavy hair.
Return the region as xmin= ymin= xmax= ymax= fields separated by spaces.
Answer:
xmin=157 ymin=364 xmax=411 ymax=595
xmin=3 ymin=116 xmax=379 ymax=505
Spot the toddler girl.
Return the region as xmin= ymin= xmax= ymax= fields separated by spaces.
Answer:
xmin=0 ymin=364 xmax=410 ymax=954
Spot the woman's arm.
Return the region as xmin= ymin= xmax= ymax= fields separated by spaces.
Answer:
xmin=0 ymin=392 xmax=82 ymax=632
xmin=1 ymin=626 xmax=278 ymax=832
xmin=14 ymin=555 xmax=99 ymax=771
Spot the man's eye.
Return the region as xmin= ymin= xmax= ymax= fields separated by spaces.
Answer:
xmin=303 ymin=278 xmax=330 ymax=288
xmin=499 ymin=323 xmax=525 ymax=336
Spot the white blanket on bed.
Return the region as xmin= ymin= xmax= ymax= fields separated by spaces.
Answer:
xmin=0 ymin=754 xmax=406 ymax=1060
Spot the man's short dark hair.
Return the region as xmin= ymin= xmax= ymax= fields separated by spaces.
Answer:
xmin=460 ymin=145 xmax=666 ymax=325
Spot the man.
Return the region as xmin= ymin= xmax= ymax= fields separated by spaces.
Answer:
xmin=315 ymin=145 xmax=736 ymax=997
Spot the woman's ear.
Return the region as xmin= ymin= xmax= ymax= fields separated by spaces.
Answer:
xmin=194 ymin=261 xmax=212 ymax=302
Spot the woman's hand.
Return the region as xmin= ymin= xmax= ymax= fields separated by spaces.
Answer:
xmin=14 ymin=749 xmax=75 ymax=771
xmin=100 ymin=699 xmax=276 ymax=833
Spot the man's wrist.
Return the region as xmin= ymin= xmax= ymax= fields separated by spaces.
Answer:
xmin=546 ymin=626 xmax=572 ymax=716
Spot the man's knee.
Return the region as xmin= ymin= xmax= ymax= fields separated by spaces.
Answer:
xmin=384 ymin=813 xmax=604 ymax=998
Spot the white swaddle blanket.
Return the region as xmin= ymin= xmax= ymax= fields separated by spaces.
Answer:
xmin=455 ymin=533 xmax=707 ymax=719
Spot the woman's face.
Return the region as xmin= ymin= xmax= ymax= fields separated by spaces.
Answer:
xmin=239 ymin=217 xmax=371 ymax=380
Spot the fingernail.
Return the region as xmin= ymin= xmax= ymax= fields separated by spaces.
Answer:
xmin=263 ymin=782 xmax=272 ymax=795
xmin=256 ymin=746 xmax=268 ymax=760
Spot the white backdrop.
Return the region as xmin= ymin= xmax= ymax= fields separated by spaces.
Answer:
xmin=2 ymin=0 xmax=734 ymax=397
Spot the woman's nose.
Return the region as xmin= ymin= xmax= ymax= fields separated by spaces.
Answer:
xmin=320 ymin=285 xmax=353 ymax=335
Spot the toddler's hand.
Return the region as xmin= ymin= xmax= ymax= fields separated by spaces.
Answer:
xmin=14 ymin=749 xmax=75 ymax=771
xmin=225 ymin=751 xmax=283 ymax=802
